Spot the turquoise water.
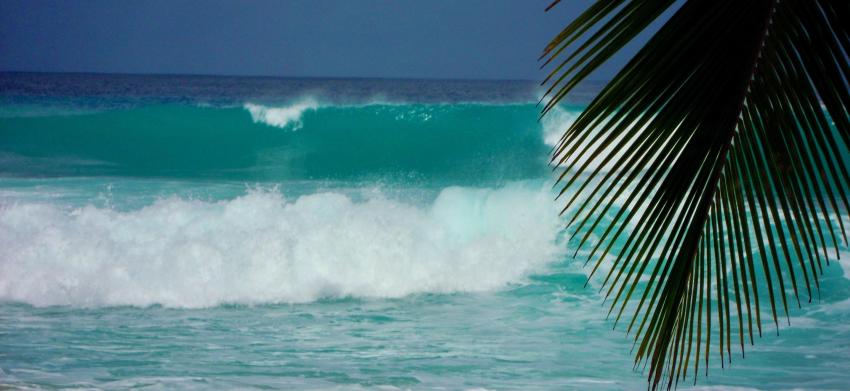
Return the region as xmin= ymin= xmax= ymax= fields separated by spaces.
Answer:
xmin=1 ymin=73 xmax=849 ymax=390
xmin=0 ymin=103 xmax=550 ymax=182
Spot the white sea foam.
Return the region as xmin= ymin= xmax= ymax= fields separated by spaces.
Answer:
xmin=541 ymin=105 xmax=578 ymax=148
xmin=244 ymin=99 xmax=319 ymax=129
xmin=0 ymin=184 xmax=564 ymax=308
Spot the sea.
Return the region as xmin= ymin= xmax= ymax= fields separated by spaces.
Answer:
xmin=1 ymin=72 xmax=849 ymax=390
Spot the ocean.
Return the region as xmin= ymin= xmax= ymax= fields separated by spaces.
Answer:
xmin=1 ymin=72 xmax=848 ymax=390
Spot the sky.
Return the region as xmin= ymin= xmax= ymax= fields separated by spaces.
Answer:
xmin=0 ymin=0 xmax=657 ymax=80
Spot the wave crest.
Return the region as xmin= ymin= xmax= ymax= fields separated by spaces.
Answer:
xmin=244 ymin=99 xmax=319 ymax=129
xmin=541 ymin=106 xmax=578 ymax=148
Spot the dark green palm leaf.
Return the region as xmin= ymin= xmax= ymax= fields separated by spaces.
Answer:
xmin=540 ymin=0 xmax=850 ymax=389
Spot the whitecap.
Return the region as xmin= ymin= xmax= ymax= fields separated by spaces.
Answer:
xmin=244 ymin=99 xmax=319 ymax=130
xmin=0 ymin=184 xmax=564 ymax=308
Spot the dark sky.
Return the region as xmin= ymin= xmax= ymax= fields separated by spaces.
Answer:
xmin=0 ymin=0 xmax=657 ymax=80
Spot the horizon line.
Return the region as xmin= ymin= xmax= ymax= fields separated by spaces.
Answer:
xmin=0 ymin=69 xmax=611 ymax=84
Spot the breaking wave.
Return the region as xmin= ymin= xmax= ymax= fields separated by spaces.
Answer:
xmin=0 ymin=183 xmax=565 ymax=308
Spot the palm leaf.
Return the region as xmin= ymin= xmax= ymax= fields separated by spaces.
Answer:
xmin=540 ymin=0 xmax=850 ymax=389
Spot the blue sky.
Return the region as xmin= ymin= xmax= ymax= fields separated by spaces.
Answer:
xmin=0 ymin=0 xmax=654 ymax=80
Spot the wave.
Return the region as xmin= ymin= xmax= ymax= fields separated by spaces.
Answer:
xmin=0 ymin=183 xmax=565 ymax=308
xmin=0 ymin=102 xmax=580 ymax=182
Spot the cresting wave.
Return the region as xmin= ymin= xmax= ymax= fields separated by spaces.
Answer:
xmin=0 ymin=100 xmax=578 ymax=181
xmin=242 ymin=98 xmax=577 ymax=143
xmin=0 ymin=184 xmax=565 ymax=308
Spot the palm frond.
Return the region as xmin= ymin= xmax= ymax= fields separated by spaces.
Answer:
xmin=541 ymin=0 xmax=850 ymax=389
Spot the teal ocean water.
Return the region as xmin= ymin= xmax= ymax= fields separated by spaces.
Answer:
xmin=1 ymin=73 xmax=849 ymax=390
